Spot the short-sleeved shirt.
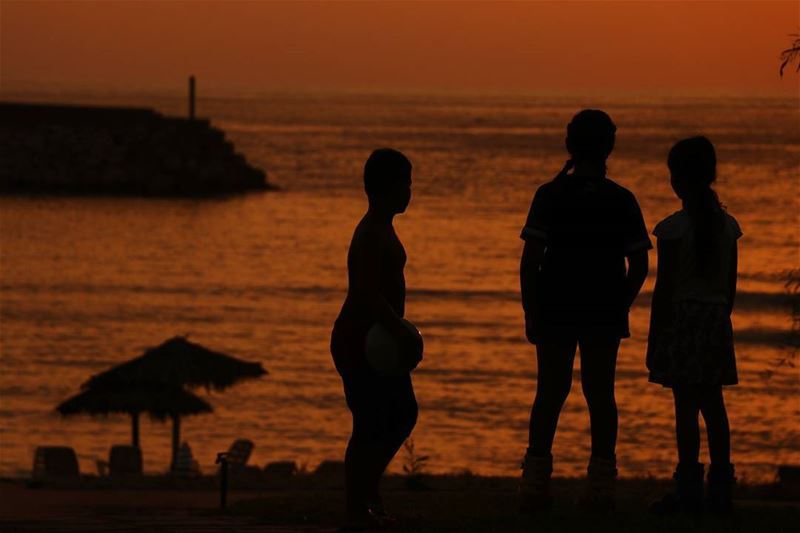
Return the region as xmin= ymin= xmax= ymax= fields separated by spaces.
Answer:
xmin=520 ymin=174 xmax=652 ymax=338
xmin=653 ymin=210 xmax=742 ymax=305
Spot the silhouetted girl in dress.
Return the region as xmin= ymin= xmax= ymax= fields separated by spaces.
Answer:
xmin=648 ymin=136 xmax=741 ymax=514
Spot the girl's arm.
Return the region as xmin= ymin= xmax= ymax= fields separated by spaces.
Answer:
xmin=624 ymin=249 xmax=649 ymax=309
xmin=520 ymin=239 xmax=546 ymax=344
xmin=727 ymin=241 xmax=738 ymax=316
xmin=650 ymin=238 xmax=678 ymax=337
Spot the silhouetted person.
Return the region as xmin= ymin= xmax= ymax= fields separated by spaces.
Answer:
xmin=518 ymin=110 xmax=650 ymax=512
xmin=648 ymin=137 xmax=740 ymax=515
xmin=330 ymin=149 xmax=421 ymax=532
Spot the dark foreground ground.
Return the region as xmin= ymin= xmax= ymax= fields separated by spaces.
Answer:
xmin=1 ymin=474 xmax=798 ymax=532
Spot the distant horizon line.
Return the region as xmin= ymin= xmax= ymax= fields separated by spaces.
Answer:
xmin=2 ymin=78 xmax=798 ymax=101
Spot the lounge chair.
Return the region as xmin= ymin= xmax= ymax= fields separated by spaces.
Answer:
xmin=224 ymin=439 xmax=254 ymax=474
xmin=217 ymin=439 xmax=263 ymax=486
xmin=109 ymin=445 xmax=143 ymax=476
xmin=32 ymin=446 xmax=79 ymax=480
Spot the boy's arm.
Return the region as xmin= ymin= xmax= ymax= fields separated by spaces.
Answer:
xmin=624 ymin=249 xmax=649 ymax=309
xmin=520 ymin=239 xmax=546 ymax=344
xmin=727 ymin=241 xmax=738 ymax=316
xmin=350 ymin=230 xmax=409 ymax=341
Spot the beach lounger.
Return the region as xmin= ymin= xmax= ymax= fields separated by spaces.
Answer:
xmin=217 ymin=439 xmax=263 ymax=485
xmin=224 ymin=439 xmax=254 ymax=474
xmin=32 ymin=446 xmax=79 ymax=479
xmin=109 ymin=445 xmax=143 ymax=476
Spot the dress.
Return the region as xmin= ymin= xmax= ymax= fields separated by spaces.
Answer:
xmin=647 ymin=210 xmax=742 ymax=387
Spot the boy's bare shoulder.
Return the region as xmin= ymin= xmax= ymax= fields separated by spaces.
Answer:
xmin=350 ymin=218 xmax=388 ymax=251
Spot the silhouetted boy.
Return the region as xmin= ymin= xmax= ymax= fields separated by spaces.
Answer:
xmin=330 ymin=149 xmax=420 ymax=531
xmin=519 ymin=110 xmax=650 ymax=512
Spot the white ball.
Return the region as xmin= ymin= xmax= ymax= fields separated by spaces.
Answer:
xmin=364 ymin=319 xmax=422 ymax=377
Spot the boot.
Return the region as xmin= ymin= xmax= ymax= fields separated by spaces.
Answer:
xmin=650 ymin=462 xmax=704 ymax=515
xmin=581 ymin=455 xmax=617 ymax=513
xmin=707 ymin=463 xmax=736 ymax=514
xmin=518 ymin=452 xmax=553 ymax=514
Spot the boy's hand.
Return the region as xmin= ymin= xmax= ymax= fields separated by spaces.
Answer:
xmin=524 ymin=312 xmax=538 ymax=345
xmin=401 ymin=323 xmax=424 ymax=371
xmin=387 ymin=317 xmax=423 ymax=371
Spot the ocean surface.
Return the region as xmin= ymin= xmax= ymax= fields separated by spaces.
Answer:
xmin=1 ymin=90 xmax=798 ymax=480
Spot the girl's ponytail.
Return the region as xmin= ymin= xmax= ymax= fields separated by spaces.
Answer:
xmin=668 ymin=137 xmax=725 ymax=278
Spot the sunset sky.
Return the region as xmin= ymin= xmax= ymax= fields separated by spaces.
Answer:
xmin=1 ymin=1 xmax=798 ymax=95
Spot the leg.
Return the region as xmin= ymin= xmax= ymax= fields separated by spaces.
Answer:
xmin=520 ymin=336 xmax=575 ymax=513
xmin=699 ymin=386 xmax=731 ymax=466
xmin=528 ymin=337 xmax=578 ymax=456
xmin=344 ymin=425 xmax=372 ymax=521
xmin=672 ymin=386 xmax=702 ymax=464
xmin=700 ymin=386 xmax=735 ymax=513
xmin=578 ymin=338 xmax=620 ymax=510
xmin=343 ymin=386 xmax=374 ymax=522
xmin=579 ymin=338 xmax=620 ymax=460
xmin=342 ymin=371 xmax=397 ymax=523
xmin=651 ymin=385 xmax=705 ymax=515
xmin=368 ymin=373 xmax=418 ymax=505
xmin=656 ymin=385 xmax=704 ymax=514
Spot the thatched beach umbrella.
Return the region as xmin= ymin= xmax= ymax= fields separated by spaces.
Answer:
xmin=83 ymin=336 xmax=267 ymax=467
xmin=85 ymin=336 xmax=267 ymax=391
xmin=56 ymin=385 xmax=212 ymax=449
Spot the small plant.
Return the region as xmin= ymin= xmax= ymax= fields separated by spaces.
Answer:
xmin=402 ymin=438 xmax=430 ymax=490
xmin=762 ymin=269 xmax=799 ymax=380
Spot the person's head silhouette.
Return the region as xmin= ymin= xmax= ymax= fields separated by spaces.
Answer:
xmin=667 ymin=136 xmax=716 ymax=201
xmin=364 ymin=148 xmax=412 ymax=214
xmin=667 ymin=136 xmax=723 ymax=278
xmin=565 ymin=109 xmax=616 ymax=169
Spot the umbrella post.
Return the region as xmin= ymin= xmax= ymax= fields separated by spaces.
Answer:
xmin=131 ymin=412 xmax=140 ymax=448
xmin=171 ymin=414 xmax=181 ymax=471
xmin=215 ymin=452 xmax=229 ymax=510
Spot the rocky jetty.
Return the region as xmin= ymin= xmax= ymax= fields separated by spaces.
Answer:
xmin=0 ymin=102 xmax=273 ymax=196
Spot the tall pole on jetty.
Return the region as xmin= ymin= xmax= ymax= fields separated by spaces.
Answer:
xmin=188 ymin=75 xmax=196 ymax=120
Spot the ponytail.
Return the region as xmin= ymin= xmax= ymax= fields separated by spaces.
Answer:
xmin=684 ymin=185 xmax=724 ymax=277
xmin=668 ymin=137 xmax=725 ymax=278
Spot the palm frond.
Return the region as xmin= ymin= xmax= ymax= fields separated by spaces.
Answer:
xmin=779 ymin=34 xmax=800 ymax=77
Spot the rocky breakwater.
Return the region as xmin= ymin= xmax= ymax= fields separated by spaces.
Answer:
xmin=0 ymin=102 xmax=274 ymax=196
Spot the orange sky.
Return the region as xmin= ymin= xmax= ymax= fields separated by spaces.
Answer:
xmin=1 ymin=1 xmax=798 ymax=95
